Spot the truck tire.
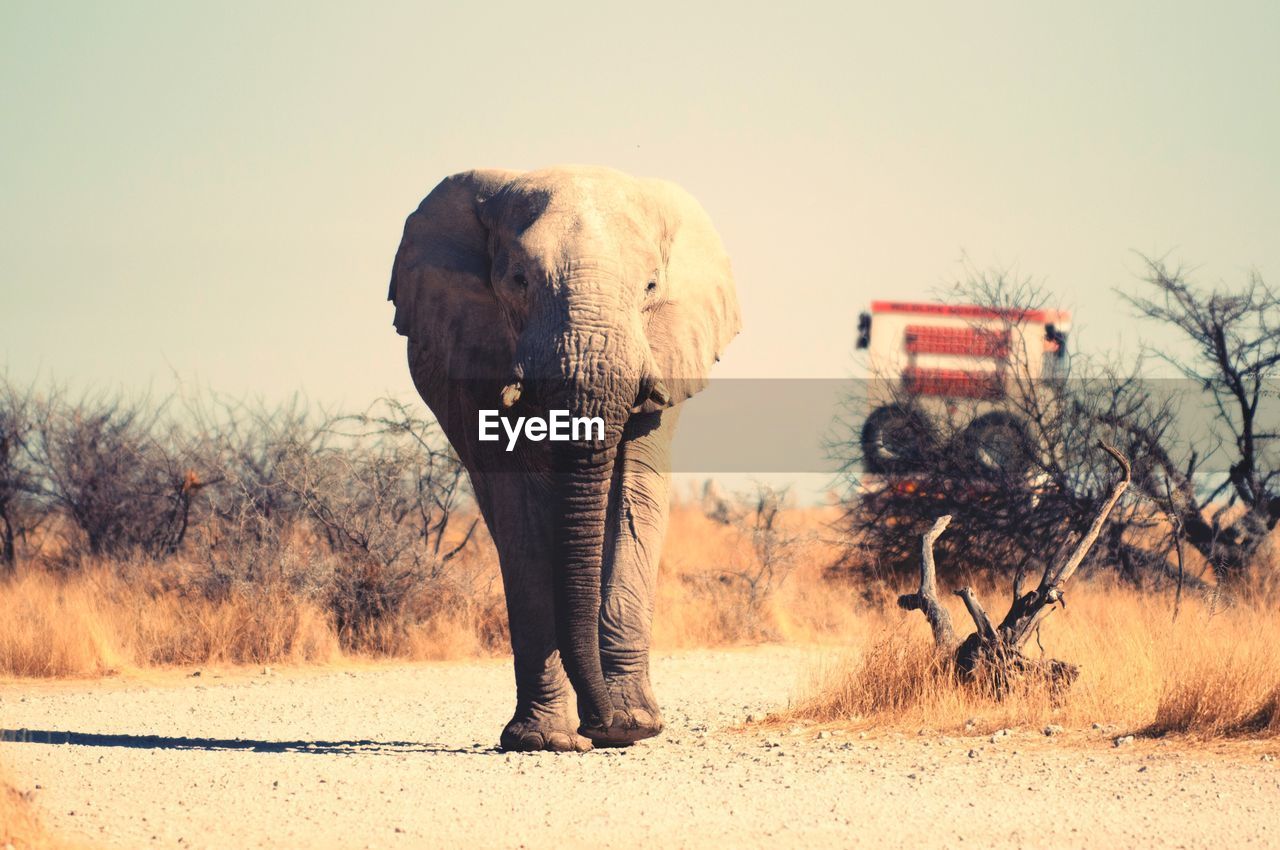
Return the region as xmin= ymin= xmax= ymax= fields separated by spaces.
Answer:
xmin=959 ymin=411 xmax=1035 ymax=478
xmin=861 ymin=404 xmax=935 ymax=474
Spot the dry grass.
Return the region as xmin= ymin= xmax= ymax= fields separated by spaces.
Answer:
xmin=787 ymin=582 xmax=1280 ymax=739
xmin=0 ymin=560 xmax=516 ymax=677
xmin=0 ymin=568 xmax=339 ymax=677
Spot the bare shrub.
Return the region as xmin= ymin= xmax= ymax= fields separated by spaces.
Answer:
xmin=681 ymin=483 xmax=808 ymax=640
xmin=274 ymin=398 xmax=474 ymax=646
xmin=175 ymin=394 xmax=482 ymax=650
xmin=26 ymin=387 xmax=204 ymax=565
xmin=1120 ymin=258 xmax=1280 ymax=584
xmin=0 ymin=378 xmax=43 ymax=572
xmin=0 ymin=380 xmax=488 ymax=654
xmin=179 ymin=394 xmax=319 ymax=595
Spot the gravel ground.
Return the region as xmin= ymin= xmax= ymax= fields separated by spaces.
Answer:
xmin=2 ymin=646 xmax=1278 ymax=849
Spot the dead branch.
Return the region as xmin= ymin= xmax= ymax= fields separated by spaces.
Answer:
xmin=902 ymin=442 xmax=1131 ymax=698
xmin=997 ymin=441 xmax=1130 ymax=650
xmin=897 ymin=515 xmax=956 ymax=649
xmin=954 ymin=586 xmax=998 ymax=643
xmin=1044 ymin=443 xmax=1130 ymax=587
xmin=441 ymin=516 xmax=479 ymax=563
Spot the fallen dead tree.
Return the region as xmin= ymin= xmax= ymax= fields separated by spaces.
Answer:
xmin=898 ymin=441 xmax=1131 ymax=696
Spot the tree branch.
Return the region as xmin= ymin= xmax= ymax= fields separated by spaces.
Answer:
xmin=1006 ymin=441 xmax=1130 ymax=648
xmin=897 ymin=515 xmax=956 ymax=649
xmin=954 ymin=586 xmax=998 ymax=642
xmin=1041 ymin=441 xmax=1131 ymax=590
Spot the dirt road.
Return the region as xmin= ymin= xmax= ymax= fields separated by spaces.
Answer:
xmin=2 ymin=646 xmax=1277 ymax=849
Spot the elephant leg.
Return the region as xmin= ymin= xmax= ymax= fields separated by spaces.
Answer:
xmin=475 ymin=472 xmax=592 ymax=753
xmin=594 ymin=407 xmax=679 ymax=745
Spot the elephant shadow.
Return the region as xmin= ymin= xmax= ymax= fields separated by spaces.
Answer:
xmin=0 ymin=728 xmax=496 ymax=756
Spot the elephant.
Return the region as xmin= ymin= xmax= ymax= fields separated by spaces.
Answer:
xmin=387 ymin=166 xmax=740 ymax=752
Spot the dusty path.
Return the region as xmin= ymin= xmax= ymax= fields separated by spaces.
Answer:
xmin=2 ymin=646 xmax=1278 ymax=849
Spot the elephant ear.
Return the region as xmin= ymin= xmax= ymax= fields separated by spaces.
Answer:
xmin=388 ymin=169 xmax=520 ymax=386
xmin=643 ymin=179 xmax=741 ymax=407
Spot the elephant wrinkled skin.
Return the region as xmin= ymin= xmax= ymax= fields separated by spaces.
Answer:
xmin=387 ymin=166 xmax=740 ymax=751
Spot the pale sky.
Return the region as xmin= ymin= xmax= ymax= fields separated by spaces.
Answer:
xmin=3 ymin=2 xmax=1278 ymax=486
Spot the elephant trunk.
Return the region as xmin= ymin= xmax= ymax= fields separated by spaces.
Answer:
xmin=551 ymin=431 xmax=622 ymax=733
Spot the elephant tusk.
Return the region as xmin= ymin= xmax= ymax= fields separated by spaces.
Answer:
xmin=632 ymin=373 xmax=672 ymax=412
xmin=649 ymin=380 xmax=671 ymax=406
xmin=500 ymin=381 xmax=523 ymax=409
xmin=634 ymin=342 xmax=672 ymax=410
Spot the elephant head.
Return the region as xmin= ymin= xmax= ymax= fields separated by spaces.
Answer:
xmin=388 ymin=166 xmax=739 ymax=736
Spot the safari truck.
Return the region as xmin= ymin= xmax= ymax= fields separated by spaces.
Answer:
xmin=855 ymin=301 xmax=1070 ymax=479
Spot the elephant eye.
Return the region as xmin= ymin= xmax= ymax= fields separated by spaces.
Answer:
xmin=646 ymin=279 xmax=657 ymax=293
xmin=513 ymin=273 xmax=528 ymax=290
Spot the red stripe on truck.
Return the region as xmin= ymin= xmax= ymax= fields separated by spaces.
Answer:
xmin=871 ymin=301 xmax=1056 ymax=323
xmin=902 ymin=367 xmax=1005 ymax=400
xmin=904 ymin=325 xmax=1010 ymax=357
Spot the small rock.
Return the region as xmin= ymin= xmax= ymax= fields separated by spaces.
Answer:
xmin=188 ymin=671 xmax=201 ymax=678
xmin=964 ymin=718 xmax=978 ymax=731
xmin=1043 ymin=724 xmax=1064 ymax=737
xmin=1114 ymin=735 xmax=1135 ymax=747
xmin=967 ymin=749 xmax=979 ymax=759
xmin=990 ymin=729 xmax=1011 ymax=743
xmin=744 ymin=713 xmax=757 ymax=723
xmin=1260 ymin=754 xmax=1275 ymax=762
xmin=816 ymin=730 xmax=830 ymax=740
xmin=1091 ymin=722 xmax=1104 ymax=730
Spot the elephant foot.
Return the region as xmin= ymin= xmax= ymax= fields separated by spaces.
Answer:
xmin=579 ymin=707 xmax=663 ymax=746
xmin=578 ymin=670 xmax=664 ymax=746
xmin=500 ymin=714 xmax=593 ymax=753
